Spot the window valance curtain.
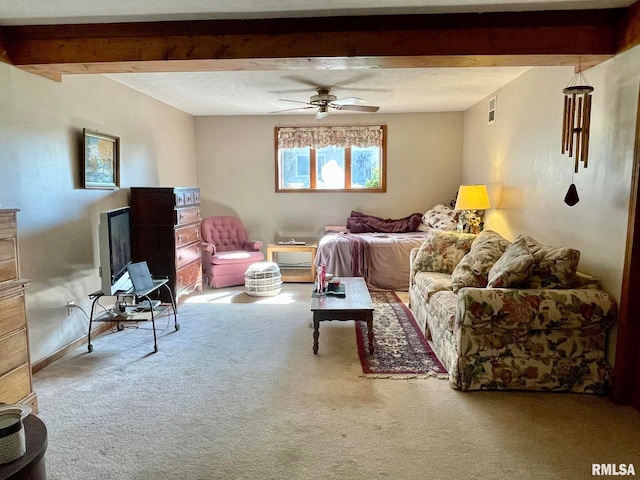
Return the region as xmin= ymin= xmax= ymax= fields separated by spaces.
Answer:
xmin=277 ymin=126 xmax=383 ymax=149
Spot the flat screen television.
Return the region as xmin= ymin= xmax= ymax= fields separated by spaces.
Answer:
xmin=98 ymin=207 xmax=133 ymax=295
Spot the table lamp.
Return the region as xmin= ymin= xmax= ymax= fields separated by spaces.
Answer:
xmin=454 ymin=184 xmax=491 ymax=234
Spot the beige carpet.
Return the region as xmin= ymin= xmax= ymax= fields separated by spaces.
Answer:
xmin=33 ymin=283 xmax=640 ymax=480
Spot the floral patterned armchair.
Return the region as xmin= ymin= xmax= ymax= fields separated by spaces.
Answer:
xmin=409 ymin=229 xmax=617 ymax=393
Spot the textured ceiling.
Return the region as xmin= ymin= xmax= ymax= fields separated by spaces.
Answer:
xmin=0 ymin=0 xmax=634 ymax=25
xmin=103 ymin=68 xmax=531 ymax=116
xmin=1 ymin=0 xmax=633 ymax=116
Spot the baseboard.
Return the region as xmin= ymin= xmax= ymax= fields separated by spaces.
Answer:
xmin=32 ymin=323 xmax=113 ymax=375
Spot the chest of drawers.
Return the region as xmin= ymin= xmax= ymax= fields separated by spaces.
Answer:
xmin=130 ymin=187 xmax=203 ymax=303
xmin=0 ymin=209 xmax=37 ymax=412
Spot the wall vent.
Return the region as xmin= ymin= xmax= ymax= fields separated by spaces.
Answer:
xmin=488 ymin=96 xmax=497 ymax=124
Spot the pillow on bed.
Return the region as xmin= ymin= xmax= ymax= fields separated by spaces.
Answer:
xmin=451 ymin=230 xmax=511 ymax=292
xmin=421 ymin=204 xmax=458 ymax=231
xmin=413 ymin=229 xmax=476 ymax=274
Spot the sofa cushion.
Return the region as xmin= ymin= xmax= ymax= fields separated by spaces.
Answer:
xmin=413 ymin=230 xmax=476 ymax=274
xmin=487 ymin=235 xmax=535 ymax=288
xmin=521 ymin=235 xmax=580 ymax=288
xmin=413 ymin=271 xmax=453 ymax=300
xmin=211 ymin=250 xmax=265 ymax=265
xmin=428 ymin=290 xmax=458 ymax=332
xmin=451 ymin=230 xmax=511 ymax=292
xmin=571 ymin=272 xmax=602 ymax=289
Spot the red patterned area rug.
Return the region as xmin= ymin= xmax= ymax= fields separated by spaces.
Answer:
xmin=355 ymin=291 xmax=449 ymax=379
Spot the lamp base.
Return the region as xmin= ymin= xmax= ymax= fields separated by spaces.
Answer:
xmin=458 ymin=210 xmax=483 ymax=234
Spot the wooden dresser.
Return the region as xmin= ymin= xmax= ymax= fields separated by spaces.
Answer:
xmin=0 ymin=209 xmax=37 ymax=412
xmin=130 ymin=187 xmax=203 ymax=303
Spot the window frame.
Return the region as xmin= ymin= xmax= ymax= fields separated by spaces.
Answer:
xmin=274 ymin=125 xmax=387 ymax=193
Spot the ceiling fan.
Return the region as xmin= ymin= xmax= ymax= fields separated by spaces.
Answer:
xmin=272 ymin=87 xmax=380 ymax=119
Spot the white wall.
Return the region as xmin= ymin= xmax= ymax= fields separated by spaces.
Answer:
xmin=195 ymin=113 xmax=464 ymax=244
xmin=0 ymin=64 xmax=197 ymax=363
xmin=462 ymin=46 xmax=640 ymax=361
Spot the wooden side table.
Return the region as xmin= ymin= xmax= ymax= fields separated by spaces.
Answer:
xmin=266 ymin=243 xmax=317 ymax=283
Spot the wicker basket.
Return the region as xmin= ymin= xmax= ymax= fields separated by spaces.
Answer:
xmin=245 ymin=262 xmax=282 ymax=296
xmin=0 ymin=405 xmax=30 ymax=465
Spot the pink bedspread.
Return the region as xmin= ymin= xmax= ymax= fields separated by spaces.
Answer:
xmin=315 ymin=230 xmax=431 ymax=291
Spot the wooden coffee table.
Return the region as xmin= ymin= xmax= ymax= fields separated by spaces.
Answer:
xmin=310 ymin=277 xmax=375 ymax=355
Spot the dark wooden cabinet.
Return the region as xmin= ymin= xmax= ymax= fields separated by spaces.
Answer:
xmin=130 ymin=187 xmax=203 ymax=303
xmin=0 ymin=209 xmax=37 ymax=413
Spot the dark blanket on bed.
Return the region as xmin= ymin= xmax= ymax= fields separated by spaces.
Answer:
xmin=346 ymin=211 xmax=423 ymax=233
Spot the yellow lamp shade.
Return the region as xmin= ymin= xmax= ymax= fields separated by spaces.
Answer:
xmin=454 ymin=185 xmax=491 ymax=211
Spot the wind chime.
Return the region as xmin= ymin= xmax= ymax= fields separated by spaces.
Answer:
xmin=561 ymin=68 xmax=593 ymax=206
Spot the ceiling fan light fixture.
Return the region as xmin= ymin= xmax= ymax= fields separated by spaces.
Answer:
xmin=316 ymin=104 xmax=329 ymax=119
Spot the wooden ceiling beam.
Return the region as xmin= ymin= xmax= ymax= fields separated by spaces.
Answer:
xmin=17 ymin=55 xmax=616 ymax=81
xmin=0 ymin=8 xmax=632 ymax=79
xmin=617 ymin=0 xmax=640 ymax=53
xmin=0 ymin=27 xmax=13 ymax=65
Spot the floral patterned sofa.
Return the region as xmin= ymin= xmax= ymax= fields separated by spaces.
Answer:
xmin=408 ymin=229 xmax=617 ymax=393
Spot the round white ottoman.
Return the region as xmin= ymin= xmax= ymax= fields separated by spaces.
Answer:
xmin=244 ymin=262 xmax=282 ymax=296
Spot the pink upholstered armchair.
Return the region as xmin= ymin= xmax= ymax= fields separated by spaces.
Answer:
xmin=200 ymin=216 xmax=265 ymax=288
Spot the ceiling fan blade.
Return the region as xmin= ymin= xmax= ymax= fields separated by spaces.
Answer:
xmin=278 ymin=99 xmax=313 ymax=105
xmin=332 ymin=104 xmax=380 ymax=113
xmin=269 ymin=106 xmax=315 ymax=114
xmin=332 ymin=97 xmax=366 ymax=106
xmin=282 ymin=76 xmax=324 ymax=88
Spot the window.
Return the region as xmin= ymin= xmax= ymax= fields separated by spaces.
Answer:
xmin=280 ymin=147 xmax=311 ymax=188
xmin=275 ymin=126 xmax=386 ymax=192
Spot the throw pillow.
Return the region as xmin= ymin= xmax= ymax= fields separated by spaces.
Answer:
xmin=520 ymin=235 xmax=581 ymax=288
xmin=487 ymin=235 xmax=535 ymax=288
xmin=451 ymin=230 xmax=511 ymax=292
xmin=421 ymin=204 xmax=458 ymax=231
xmin=412 ymin=229 xmax=476 ymax=274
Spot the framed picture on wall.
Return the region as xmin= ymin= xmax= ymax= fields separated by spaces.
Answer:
xmin=83 ymin=129 xmax=120 ymax=189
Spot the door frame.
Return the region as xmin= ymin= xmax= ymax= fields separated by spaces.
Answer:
xmin=612 ymin=81 xmax=640 ymax=410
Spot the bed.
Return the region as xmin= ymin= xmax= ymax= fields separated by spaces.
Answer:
xmin=315 ymin=230 xmax=432 ymax=291
xmin=314 ymin=206 xmax=459 ymax=291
